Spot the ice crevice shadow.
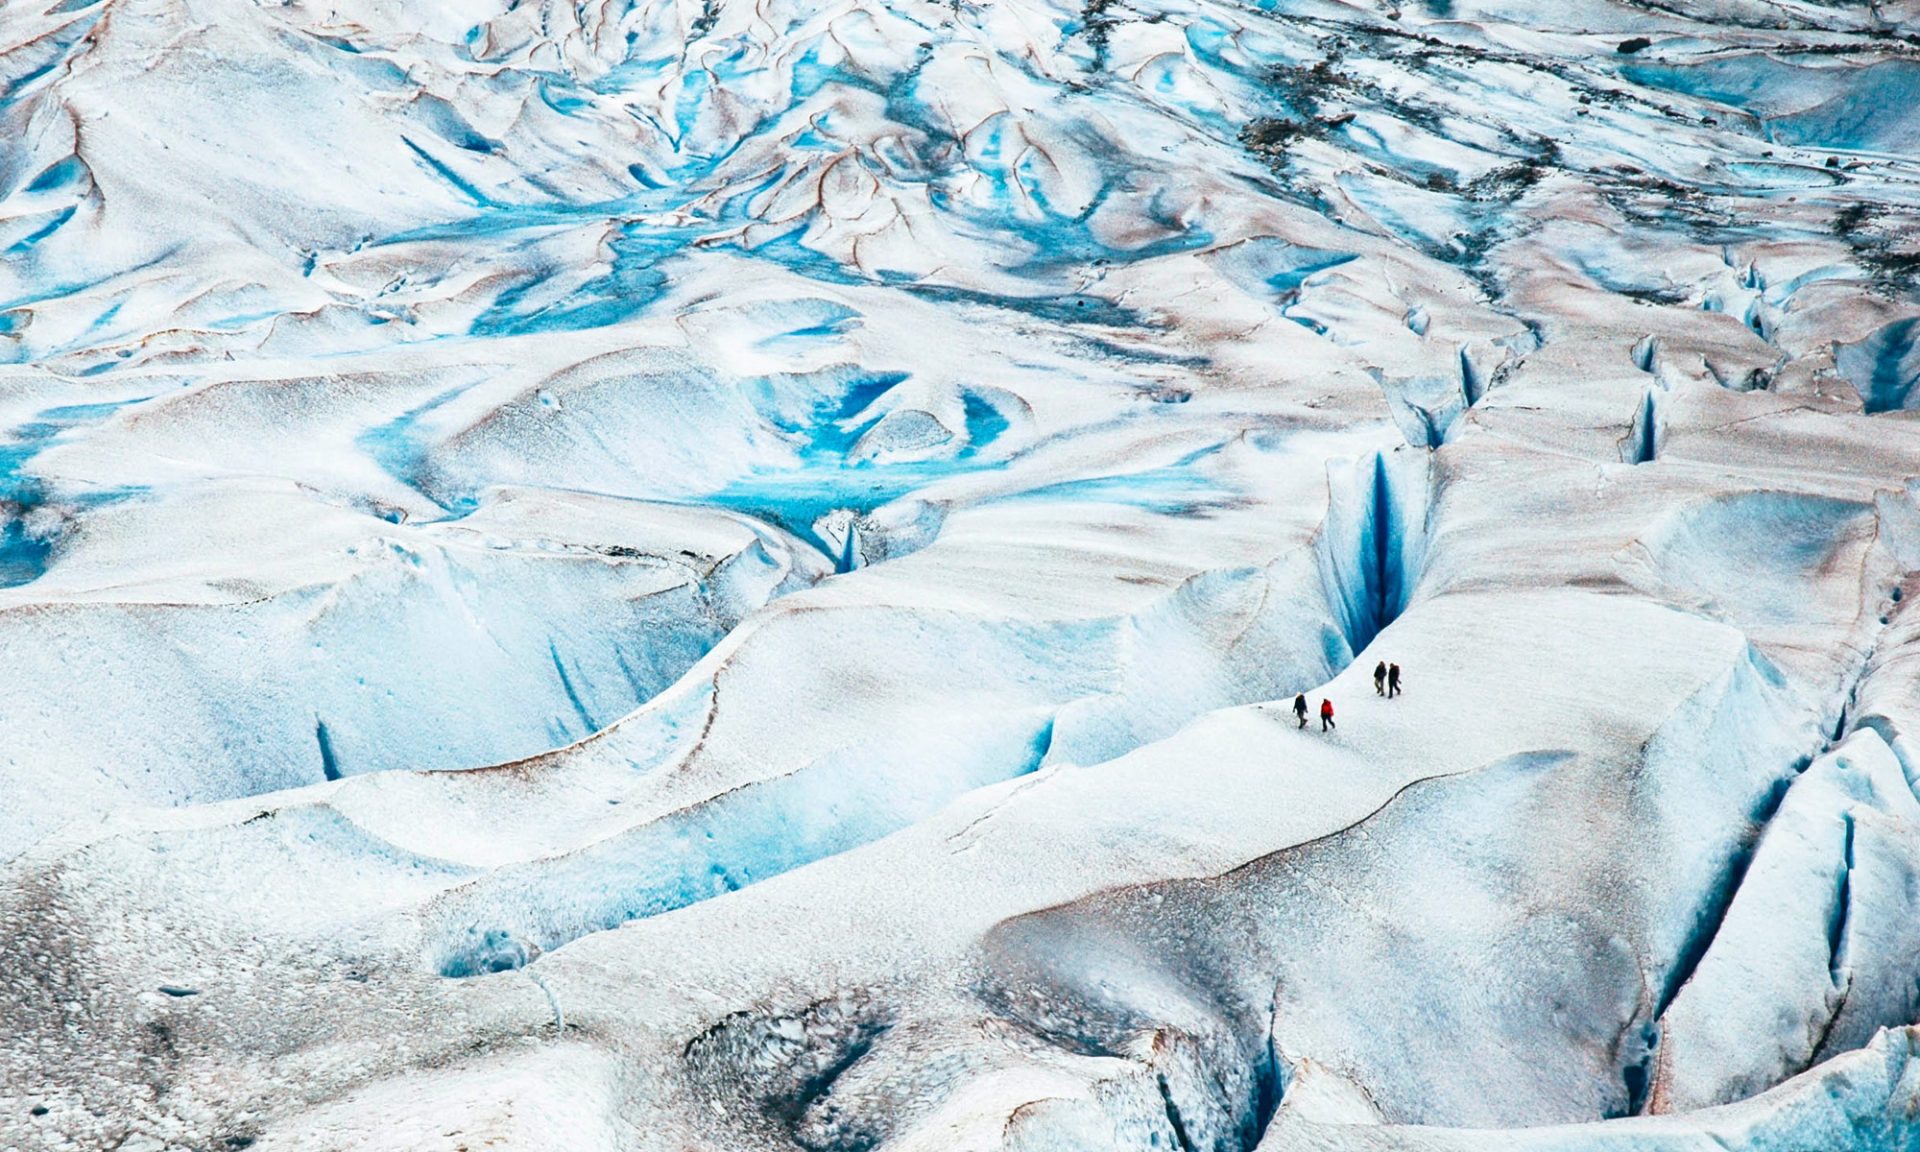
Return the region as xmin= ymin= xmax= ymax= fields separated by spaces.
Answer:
xmin=1368 ymin=348 xmax=1500 ymax=451
xmin=1315 ymin=446 xmax=1431 ymax=662
xmin=1623 ymin=388 xmax=1662 ymax=466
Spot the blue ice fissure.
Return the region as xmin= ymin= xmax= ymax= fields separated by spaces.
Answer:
xmin=0 ymin=396 xmax=154 ymax=585
xmin=0 ymin=519 xmax=50 ymax=589
xmin=354 ymin=379 xmax=481 ymax=503
xmin=1372 ymin=450 xmax=1394 ymax=628
xmin=1837 ymin=317 xmax=1919 ymax=415
xmin=706 ymin=371 xmax=1006 ymax=556
xmin=315 ymin=719 xmax=344 ymax=782
xmin=401 ymin=136 xmax=493 ymax=208
xmin=549 ymin=639 xmax=600 ymax=736
xmin=998 ymin=466 xmax=1230 ymax=515
xmin=960 ymin=391 xmax=1009 ymax=456
xmin=465 ymin=222 xmax=685 ymax=337
xmin=8 ymin=207 xmax=76 ymax=254
xmin=0 ymin=10 xmax=103 ymax=105
xmin=25 ymin=155 xmax=86 ymax=193
xmin=1322 ymin=450 xmax=1424 ymax=657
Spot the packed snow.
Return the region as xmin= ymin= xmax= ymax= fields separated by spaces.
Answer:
xmin=3 ymin=0 xmax=1920 ymax=1149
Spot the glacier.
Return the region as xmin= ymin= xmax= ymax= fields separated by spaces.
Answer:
xmin=3 ymin=0 xmax=1920 ymax=1149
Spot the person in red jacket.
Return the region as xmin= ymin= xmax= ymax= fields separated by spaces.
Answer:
xmin=1320 ymin=697 xmax=1336 ymax=731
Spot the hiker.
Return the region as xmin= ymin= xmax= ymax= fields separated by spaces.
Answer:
xmin=1293 ymin=693 xmax=1309 ymax=729
xmin=1388 ymin=663 xmax=1402 ymax=697
xmin=1320 ymin=697 xmax=1336 ymax=731
xmin=1373 ymin=660 xmax=1387 ymax=695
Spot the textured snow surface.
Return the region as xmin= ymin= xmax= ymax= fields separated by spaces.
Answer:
xmin=4 ymin=0 xmax=1920 ymax=1148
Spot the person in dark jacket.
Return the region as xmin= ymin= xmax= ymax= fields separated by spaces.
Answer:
xmin=1388 ymin=664 xmax=1402 ymax=697
xmin=1320 ymin=697 xmax=1336 ymax=731
xmin=1373 ymin=661 xmax=1387 ymax=695
xmin=1293 ymin=693 xmax=1309 ymax=728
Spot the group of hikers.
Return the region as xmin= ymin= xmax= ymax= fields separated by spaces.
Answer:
xmin=1291 ymin=661 xmax=1402 ymax=731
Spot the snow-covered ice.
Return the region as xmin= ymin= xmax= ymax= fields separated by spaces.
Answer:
xmin=4 ymin=0 xmax=1920 ymax=1149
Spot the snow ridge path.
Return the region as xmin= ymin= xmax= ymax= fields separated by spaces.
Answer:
xmin=5 ymin=0 xmax=1920 ymax=1150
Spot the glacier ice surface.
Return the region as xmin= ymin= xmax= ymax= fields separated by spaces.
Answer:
xmin=5 ymin=0 xmax=1920 ymax=1149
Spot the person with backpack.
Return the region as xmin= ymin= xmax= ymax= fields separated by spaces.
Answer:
xmin=1373 ymin=661 xmax=1387 ymax=695
xmin=1293 ymin=693 xmax=1309 ymax=728
xmin=1320 ymin=697 xmax=1336 ymax=731
xmin=1388 ymin=664 xmax=1403 ymax=697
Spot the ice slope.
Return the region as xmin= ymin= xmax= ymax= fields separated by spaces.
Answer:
xmin=1649 ymin=730 xmax=1920 ymax=1114
xmin=6 ymin=0 xmax=1920 ymax=1149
